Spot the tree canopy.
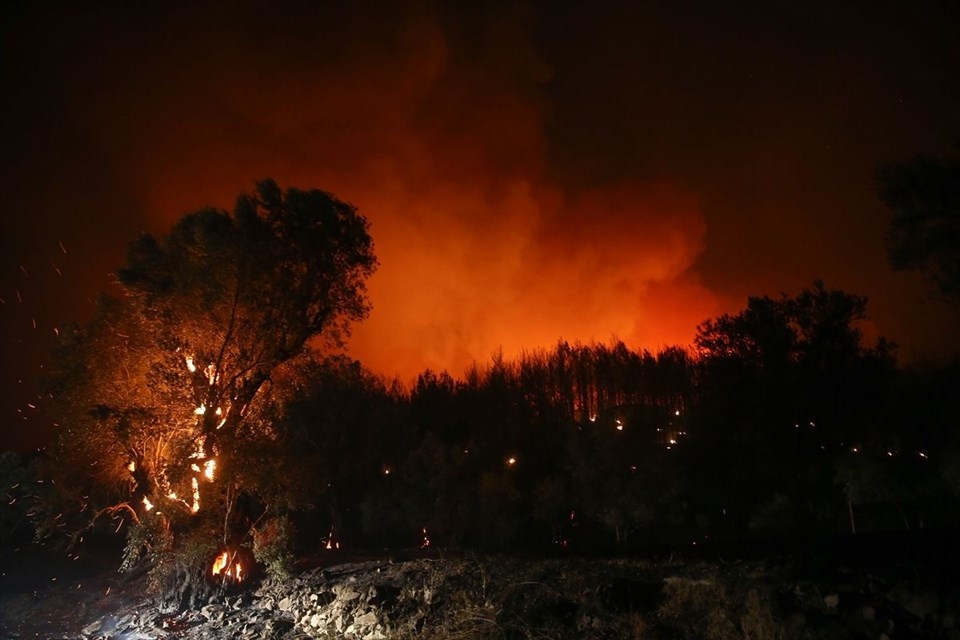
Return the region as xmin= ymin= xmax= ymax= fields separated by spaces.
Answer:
xmin=877 ymin=149 xmax=960 ymax=304
xmin=42 ymin=180 xmax=376 ymax=597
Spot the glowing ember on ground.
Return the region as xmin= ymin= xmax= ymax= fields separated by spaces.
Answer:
xmin=324 ymin=529 xmax=340 ymax=550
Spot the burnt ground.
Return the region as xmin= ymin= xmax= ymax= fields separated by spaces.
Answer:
xmin=1 ymin=530 xmax=959 ymax=639
xmin=0 ymin=540 xmax=139 ymax=639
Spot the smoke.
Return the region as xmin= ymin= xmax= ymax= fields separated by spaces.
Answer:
xmin=4 ymin=1 xmax=720 ymax=385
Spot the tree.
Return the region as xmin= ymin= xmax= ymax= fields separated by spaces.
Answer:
xmin=691 ymin=281 xmax=895 ymax=533
xmin=42 ymin=179 xmax=376 ymax=602
xmin=877 ymin=148 xmax=960 ymax=303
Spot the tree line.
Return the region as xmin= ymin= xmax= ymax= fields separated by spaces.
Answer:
xmin=0 ymin=154 xmax=957 ymax=605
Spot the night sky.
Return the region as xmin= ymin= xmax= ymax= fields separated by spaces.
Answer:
xmin=2 ymin=0 xmax=959 ymax=452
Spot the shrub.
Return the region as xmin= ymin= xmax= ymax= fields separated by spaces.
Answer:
xmin=253 ymin=514 xmax=296 ymax=579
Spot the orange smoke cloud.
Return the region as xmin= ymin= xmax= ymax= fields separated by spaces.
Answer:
xmin=59 ymin=3 xmax=720 ymax=382
xmin=346 ymin=179 xmax=717 ymax=381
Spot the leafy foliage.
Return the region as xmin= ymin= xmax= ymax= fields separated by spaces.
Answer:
xmin=877 ymin=149 xmax=960 ymax=303
xmin=40 ymin=179 xmax=376 ymax=591
xmin=253 ymin=515 xmax=296 ymax=579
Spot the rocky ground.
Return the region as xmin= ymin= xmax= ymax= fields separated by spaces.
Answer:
xmin=2 ymin=534 xmax=959 ymax=639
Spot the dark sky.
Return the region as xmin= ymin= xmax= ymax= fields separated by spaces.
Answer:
xmin=2 ymin=0 xmax=959 ymax=452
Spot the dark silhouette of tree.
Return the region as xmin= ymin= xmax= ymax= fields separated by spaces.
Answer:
xmin=42 ymin=180 xmax=376 ymax=603
xmin=691 ymin=281 xmax=895 ymax=536
xmin=271 ymin=355 xmax=407 ymax=548
xmin=877 ymin=148 xmax=960 ymax=304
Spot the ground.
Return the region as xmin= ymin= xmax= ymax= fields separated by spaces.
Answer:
xmin=1 ymin=531 xmax=958 ymax=639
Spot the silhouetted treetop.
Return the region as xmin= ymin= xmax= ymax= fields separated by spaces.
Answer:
xmin=877 ymin=149 xmax=960 ymax=303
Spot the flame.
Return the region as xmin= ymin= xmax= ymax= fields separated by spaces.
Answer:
xmin=205 ymin=364 xmax=216 ymax=386
xmin=191 ymin=477 xmax=200 ymax=513
xmin=195 ymin=404 xmax=206 ymax=415
xmin=212 ymin=551 xmax=228 ymax=574
xmin=142 ymin=496 xmax=154 ymax=511
xmin=203 ymin=459 xmax=216 ymax=481
xmin=324 ymin=528 xmax=340 ymax=550
xmin=127 ymin=461 xmax=136 ymax=472
xmin=211 ymin=550 xmax=244 ymax=583
xmin=185 ymin=355 xmax=196 ymax=372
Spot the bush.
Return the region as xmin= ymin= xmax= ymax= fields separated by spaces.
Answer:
xmin=253 ymin=514 xmax=296 ymax=579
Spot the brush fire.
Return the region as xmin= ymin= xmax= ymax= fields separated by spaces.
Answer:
xmin=211 ymin=550 xmax=245 ymax=584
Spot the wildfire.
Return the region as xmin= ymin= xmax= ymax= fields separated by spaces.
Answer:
xmin=324 ymin=528 xmax=340 ymax=550
xmin=142 ymin=496 xmax=154 ymax=511
xmin=211 ymin=551 xmax=244 ymax=583
xmin=203 ymin=459 xmax=216 ymax=481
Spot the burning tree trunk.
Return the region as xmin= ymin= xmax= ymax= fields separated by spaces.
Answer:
xmin=41 ymin=180 xmax=376 ymax=601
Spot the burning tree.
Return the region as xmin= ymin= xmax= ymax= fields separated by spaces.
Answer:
xmin=41 ymin=179 xmax=376 ymax=604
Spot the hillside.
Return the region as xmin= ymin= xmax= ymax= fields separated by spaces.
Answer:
xmin=2 ymin=532 xmax=958 ymax=639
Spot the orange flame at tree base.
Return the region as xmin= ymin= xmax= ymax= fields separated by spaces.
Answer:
xmin=211 ymin=551 xmax=244 ymax=583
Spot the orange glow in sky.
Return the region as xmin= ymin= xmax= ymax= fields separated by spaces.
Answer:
xmin=2 ymin=1 xmax=959 ymax=450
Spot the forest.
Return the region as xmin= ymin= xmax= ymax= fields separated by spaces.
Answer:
xmin=0 ymin=174 xmax=958 ymax=604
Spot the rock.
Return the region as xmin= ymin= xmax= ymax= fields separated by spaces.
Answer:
xmin=278 ymin=595 xmax=294 ymax=612
xmin=81 ymin=619 xmax=103 ymax=636
xmin=264 ymin=618 xmax=295 ymax=638
xmin=903 ymin=591 xmax=939 ymax=620
xmin=824 ymin=593 xmax=840 ymax=609
xmin=200 ymin=604 xmax=217 ymax=620
xmin=355 ymin=610 xmax=379 ymax=627
xmin=338 ymin=585 xmax=361 ymax=601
